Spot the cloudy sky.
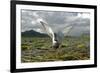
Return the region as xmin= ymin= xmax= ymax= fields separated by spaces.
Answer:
xmin=21 ymin=9 xmax=90 ymax=36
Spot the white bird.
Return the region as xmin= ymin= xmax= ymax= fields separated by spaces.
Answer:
xmin=38 ymin=19 xmax=73 ymax=48
xmin=33 ymin=14 xmax=73 ymax=48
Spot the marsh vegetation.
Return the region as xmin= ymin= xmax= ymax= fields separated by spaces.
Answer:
xmin=21 ymin=35 xmax=90 ymax=63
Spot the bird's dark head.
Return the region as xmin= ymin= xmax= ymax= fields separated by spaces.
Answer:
xmin=52 ymin=42 xmax=60 ymax=48
xmin=52 ymin=33 xmax=60 ymax=48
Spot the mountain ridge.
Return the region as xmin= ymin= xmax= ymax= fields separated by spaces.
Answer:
xmin=22 ymin=30 xmax=48 ymax=37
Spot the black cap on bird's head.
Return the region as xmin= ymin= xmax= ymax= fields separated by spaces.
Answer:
xmin=52 ymin=33 xmax=60 ymax=49
xmin=52 ymin=42 xmax=60 ymax=49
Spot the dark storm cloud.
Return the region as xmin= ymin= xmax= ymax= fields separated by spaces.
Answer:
xmin=21 ymin=10 xmax=90 ymax=36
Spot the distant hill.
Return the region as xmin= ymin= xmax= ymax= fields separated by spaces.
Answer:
xmin=21 ymin=30 xmax=48 ymax=37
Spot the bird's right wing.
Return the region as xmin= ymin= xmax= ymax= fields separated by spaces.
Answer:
xmin=33 ymin=13 xmax=54 ymax=38
xmin=38 ymin=19 xmax=54 ymax=38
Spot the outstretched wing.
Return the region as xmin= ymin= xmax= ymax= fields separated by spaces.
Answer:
xmin=33 ymin=13 xmax=54 ymax=38
xmin=38 ymin=20 xmax=54 ymax=38
xmin=62 ymin=25 xmax=73 ymax=36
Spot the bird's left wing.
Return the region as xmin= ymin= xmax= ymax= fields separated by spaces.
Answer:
xmin=62 ymin=25 xmax=73 ymax=36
